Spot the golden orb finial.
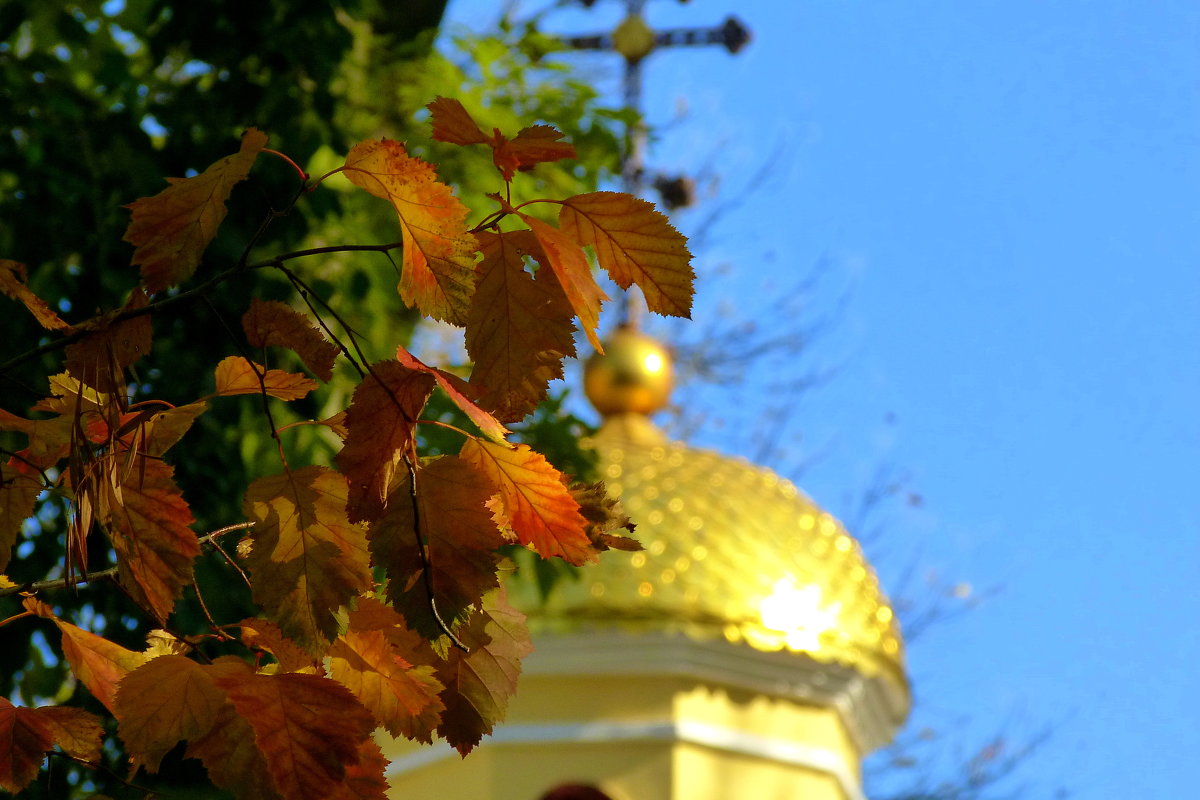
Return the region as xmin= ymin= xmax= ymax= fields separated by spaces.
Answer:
xmin=612 ymin=13 xmax=656 ymax=62
xmin=584 ymin=327 xmax=674 ymax=416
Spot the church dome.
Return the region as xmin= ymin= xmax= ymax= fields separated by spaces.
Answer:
xmin=514 ymin=327 xmax=908 ymax=711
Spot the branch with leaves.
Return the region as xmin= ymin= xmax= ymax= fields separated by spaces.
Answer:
xmin=0 ymin=97 xmax=693 ymax=798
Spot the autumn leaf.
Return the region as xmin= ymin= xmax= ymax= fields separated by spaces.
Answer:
xmin=460 ymin=438 xmax=595 ymax=565
xmin=115 ymin=655 xmax=226 ymax=773
xmin=434 ymin=589 xmax=532 ymax=755
xmin=141 ymin=401 xmax=208 ymax=457
xmin=53 ymin=619 xmax=148 ymax=713
xmin=100 ymin=457 xmax=200 ymax=622
xmin=243 ymin=466 xmax=371 ymax=653
xmin=0 ymin=260 xmax=69 ymax=331
xmin=570 ymin=482 xmax=641 ymax=552
xmin=0 ymin=699 xmax=104 ymax=793
xmin=426 ymin=96 xmax=489 ymax=146
xmin=335 ymin=360 xmax=434 ymax=524
xmin=331 ymin=738 xmax=390 ymax=800
xmin=466 ymin=230 xmax=577 ymax=422
xmin=208 ymin=657 xmax=377 ymax=800
xmin=559 ymin=191 xmax=694 ymax=318
xmin=64 ymin=289 xmax=153 ymax=393
xmin=185 ymin=700 xmax=283 ymax=800
xmin=242 ymin=298 xmax=340 ymax=382
xmin=213 ymin=356 xmax=318 ymax=401
xmin=341 ymin=139 xmax=478 ymax=325
xmin=1 ymin=458 xmax=42 ymax=573
xmin=124 ymin=128 xmax=268 ymax=294
xmin=492 ymin=125 xmax=576 ymax=181
xmin=328 ymin=599 xmax=445 ymax=741
xmin=237 ymin=618 xmax=318 ymax=673
xmin=394 ymin=344 xmax=509 ymax=443
xmin=369 ymin=456 xmax=506 ymax=639
xmin=519 ymin=213 xmax=608 ymax=351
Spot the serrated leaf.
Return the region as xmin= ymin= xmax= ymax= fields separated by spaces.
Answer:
xmin=237 ymin=618 xmax=318 ymax=673
xmin=335 ymin=360 xmax=434 ymax=524
xmin=185 ymin=699 xmax=282 ymax=800
xmin=519 ymin=215 xmax=608 ymax=351
xmin=243 ymin=466 xmax=371 ymax=653
xmin=342 ymin=139 xmax=478 ymax=325
xmin=101 ymin=457 xmax=200 ymax=622
xmin=570 ymin=481 xmax=641 ymax=552
xmin=433 ymin=589 xmax=531 ymax=755
xmin=559 ymin=191 xmax=694 ymax=318
xmin=124 ymin=128 xmax=267 ymax=293
xmin=328 ymin=602 xmax=445 ymax=741
xmin=64 ymin=289 xmax=153 ymax=393
xmin=460 ymin=438 xmax=595 ymax=566
xmin=213 ymin=356 xmax=318 ymax=401
xmin=426 ymin=96 xmax=489 ymax=146
xmin=492 ymin=125 xmax=576 ymax=181
xmin=369 ymin=456 xmax=505 ymax=639
xmin=141 ymin=401 xmax=208 ymax=457
xmin=242 ymin=299 xmax=340 ymax=382
xmin=394 ymin=344 xmax=509 ymax=442
xmin=53 ymin=620 xmax=148 ymax=713
xmin=1 ymin=458 xmax=42 ymax=573
xmin=330 ymin=738 xmax=390 ymax=800
xmin=115 ymin=655 xmax=226 ymax=773
xmin=466 ymin=230 xmax=577 ymax=422
xmin=0 ymin=699 xmax=104 ymax=793
xmin=35 ymin=706 xmax=104 ymax=762
xmin=208 ymin=658 xmax=376 ymax=800
xmin=0 ymin=260 xmax=69 ymax=331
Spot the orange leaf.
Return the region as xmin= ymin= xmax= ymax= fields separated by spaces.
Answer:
xmin=460 ymin=438 xmax=595 ymax=566
xmin=242 ymin=299 xmax=340 ymax=382
xmin=559 ymin=191 xmax=694 ymax=318
xmin=369 ymin=456 xmax=506 ymax=639
xmin=237 ymin=618 xmax=318 ymax=673
xmin=394 ymin=344 xmax=509 ymax=442
xmin=466 ymin=230 xmax=577 ymax=422
xmin=335 ymin=360 xmax=434 ymax=524
xmin=242 ymin=466 xmax=372 ymax=653
xmin=519 ymin=214 xmax=608 ymax=352
xmin=1 ymin=458 xmax=42 ymax=573
xmin=208 ymin=658 xmax=376 ymax=800
xmin=426 ymin=96 xmax=489 ymax=146
xmin=140 ymin=401 xmax=208 ymax=457
xmin=492 ymin=125 xmax=576 ymax=180
xmin=65 ymin=289 xmax=153 ymax=393
xmin=185 ymin=699 xmax=282 ymax=800
xmin=0 ymin=260 xmax=69 ymax=331
xmin=54 ymin=620 xmax=148 ymax=713
xmin=214 ymin=356 xmax=318 ymax=401
xmin=342 ymin=139 xmax=478 ymax=325
xmin=433 ymin=589 xmax=532 ymax=755
xmin=0 ymin=699 xmax=104 ymax=793
xmin=329 ymin=604 xmax=445 ymax=741
xmin=115 ymin=655 xmax=226 ymax=773
xmin=124 ymin=128 xmax=268 ymax=294
xmin=329 ymin=738 xmax=390 ymax=800
xmin=101 ymin=457 xmax=200 ymax=622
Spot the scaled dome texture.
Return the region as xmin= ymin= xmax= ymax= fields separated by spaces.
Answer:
xmin=510 ymin=327 xmax=908 ymax=694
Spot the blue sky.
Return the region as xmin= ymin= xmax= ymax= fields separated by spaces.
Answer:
xmin=444 ymin=2 xmax=1200 ymax=797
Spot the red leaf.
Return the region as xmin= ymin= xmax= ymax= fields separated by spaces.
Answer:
xmin=1 ymin=458 xmax=42 ymax=573
xmin=335 ymin=360 xmax=434 ymax=524
xmin=242 ymin=299 xmax=340 ymax=382
xmin=213 ymin=356 xmax=318 ymax=401
xmin=243 ymin=466 xmax=372 ymax=653
xmin=460 ymin=438 xmax=596 ymax=566
xmin=0 ymin=699 xmax=104 ymax=793
xmin=115 ymin=655 xmax=226 ymax=773
xmin=492 ymin=125 xmax=576 ymax=180
xmin=394 ymin=344 xmax=509 ymax=443
xmin=124 ymin=129 xmax=267 ymax=293
xmin=185 ymin=699 xmax=283 ymax=800
xmin=426 ymin=96 xmax=489 ymax=146
xmin=559 ymin=191 xmax=694 ymax=318
xmin=341 ymin=139 xmax=478 ymax=325
xmin=519 ymin=214 xmax=608 ymax=352
xmin=0 ymin=260 xmax=69 ymax=331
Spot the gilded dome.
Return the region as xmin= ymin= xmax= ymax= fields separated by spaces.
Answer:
xmin=514 ymin=329 xmax=908 ymax=699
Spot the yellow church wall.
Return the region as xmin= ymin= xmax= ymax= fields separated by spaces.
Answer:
xmin=673 ymin=741 xmax=847 ymax=800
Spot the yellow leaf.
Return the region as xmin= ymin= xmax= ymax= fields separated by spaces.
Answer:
xmin=115 ymin=655 xmax=226 ymax=773
xmin=213 ymin=356 xmax=318 ymax=401
xmin=0 ymin=260 xmax=69 ymax=331
xmin=124 ymin=128 xmax=268 ymax=293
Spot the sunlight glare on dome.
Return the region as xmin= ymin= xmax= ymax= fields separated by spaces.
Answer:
xmin=760 ymin=578 xmax=844 ymax=652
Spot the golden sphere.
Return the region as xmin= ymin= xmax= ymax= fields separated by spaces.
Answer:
xmin=584 ymin=328 xmax=674 ymax=416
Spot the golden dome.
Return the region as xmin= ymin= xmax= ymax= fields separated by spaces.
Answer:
xmin=515 ymin=331 xmax=908 ymax=702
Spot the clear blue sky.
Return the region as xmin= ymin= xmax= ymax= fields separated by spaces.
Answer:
xmin=445 ymin=2 xmax=1200 ymax=797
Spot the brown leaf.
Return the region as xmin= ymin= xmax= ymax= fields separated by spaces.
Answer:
xmin=460 ymin=438 xmax=596 ymax=566
xmin=369 ymin=456 xmax=506 ymax=640
xmin=242 ymin=299 xmax=340 ymax=382
xmin=115 ymin=655 xmax=226 ymax=773
xmin=34 ymin=706 xmax=104 ymax=762
xmin=394 ymin=344 xmax=509 ymax=443
xmin=237 ymin=618 xmax=318 ymax=673
xmin=141 ymin=401 xmax=208 ymax=457
xmin=558 ymin=191 xmax=694 ymax=318
xmin=54 ymin=620 xmax=148 ymax=713
xmin=1 ymin=458 xmax=42 ymax=573
xmin=466 ymin=230 xmax=577 ymax=422
xmin=124 ymin=128 xmax=268 ymax=293
xmin=185 ymin=698 xmax=283 ymax=800
xmin=64 ymin=289 xmax=153 ymax=393
xmin=242 ymin=466 xmax=371 ymax=653
xmin=519 ymin=215 xmax=608 ymax=352
xmin=328 ymin=602 xmax=445 ymax=741
xmin=329 ymin=738 xmax=390 ymax=800
xmin=342 ymin=139 xmax=478 ymax=325
xmin=0 ymin=699 xmax=104 ymax=793
xmin=492 ymin=125 xmax=576 ymax=181
xmin=433 ymin=589 xmax=532 ymax=755
xmin=213 ymin=356 xmax=318 ymax=401
xmin=101 ymin=457 xmax=200 ymax=622
xmin=570 ymin=481 xmax=641 ymax=552
xmin=426 ymin=96 xmax=489 ymax=146
xmin=335 ymin=360 xmax=434 ymax=524
xmin=208 ymin=658 xmax=376 ymax=800
xmin=0 ymin=260 xmax=69 ymax=331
